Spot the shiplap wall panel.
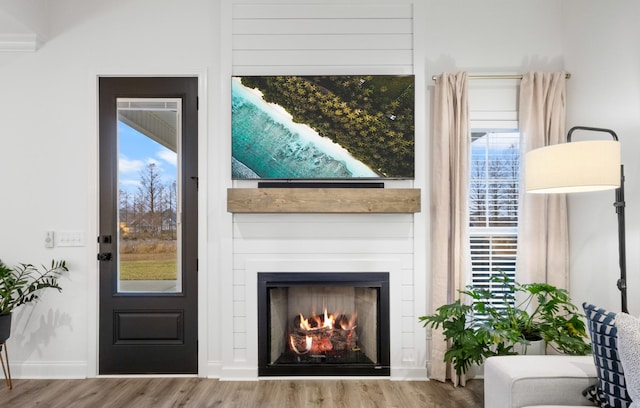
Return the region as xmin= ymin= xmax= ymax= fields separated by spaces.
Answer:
xmin=232 ymin=2 xmax=413 ymax=72
xmin=232 ymin=239 xmax=415 ymax=255
xmin=233 ymin=214 xmax=414 ymax=239
xmin=233 ymin=34 xmax=412 ymax=50
xmin=234 ymin=49 xmax=412 ymax=66
xmin=232 ymin=19 xmax=412 ymax=35
xmin=227 ymin=1 xmax=421 ymax=378
xmin=231 ymin=252 xmax=415 ymax=272
xmin=232 ymin=4 xmax=412 ymax=19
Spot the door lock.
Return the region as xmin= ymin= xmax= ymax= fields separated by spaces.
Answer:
xmin=97 ymin=252 xmax=113 ymax=261
xmin=98 ymin=235 xmax=112 ymax=244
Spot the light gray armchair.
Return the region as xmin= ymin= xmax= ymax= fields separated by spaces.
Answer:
xmin=484 ymin=355 xmax=597 ymax=408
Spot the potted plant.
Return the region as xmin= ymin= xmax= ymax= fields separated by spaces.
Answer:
xmin=419 ymin=273 xmax=591 ymax=377
xmin=0 ymin=259 xmax=67 ymax=343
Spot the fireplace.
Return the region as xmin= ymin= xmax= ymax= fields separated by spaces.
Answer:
xmin=257 ymin=272 xmax=390 ymax=376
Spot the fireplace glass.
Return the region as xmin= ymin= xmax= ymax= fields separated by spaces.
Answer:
xmin=258 ymin=272 xmax=390 ymax=376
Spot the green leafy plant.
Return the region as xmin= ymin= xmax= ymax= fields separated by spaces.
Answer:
xmin=419 ymin=273 xmax=591 ymax=376
xmin=0 ymin=259 xmax=67 ymax=315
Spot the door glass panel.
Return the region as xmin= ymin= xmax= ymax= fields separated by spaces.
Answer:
xmin=117 ymin=98 xmax=182 ymax=293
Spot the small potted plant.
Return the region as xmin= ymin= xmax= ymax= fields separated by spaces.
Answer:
xmin=419 ymin=273 xmax=591 ymax=377
xmin=0 ymin=259 xmax=67 ymax=343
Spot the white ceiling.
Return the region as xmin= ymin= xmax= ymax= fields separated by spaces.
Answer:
xmin=0 ymin=0 xmax=49 ymax=52
xmin=0 ymin=1 xmax=177 ymax=146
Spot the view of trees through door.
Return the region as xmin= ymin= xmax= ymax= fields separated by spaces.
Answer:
xmin=117 ymin=99 xmax=181 ymax=292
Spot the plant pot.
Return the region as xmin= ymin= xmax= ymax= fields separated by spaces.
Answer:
xmin=514 ymin=339 xmax=546 ymax=355
xmin=0 ymin=313 xmax=11 ymax=344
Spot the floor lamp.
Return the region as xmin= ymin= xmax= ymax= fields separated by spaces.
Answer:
xmin=525 ymin=126 xmax=628 ymax=313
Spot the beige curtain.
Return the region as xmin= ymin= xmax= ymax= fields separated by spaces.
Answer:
xmin=516 ymin=72 xmax=569 ymax=289
xmin=430 ymin=72 xmax=469 ymax=385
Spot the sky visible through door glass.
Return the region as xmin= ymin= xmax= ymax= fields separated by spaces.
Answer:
xmin=118 ymin=121 xmax=177 ymax=195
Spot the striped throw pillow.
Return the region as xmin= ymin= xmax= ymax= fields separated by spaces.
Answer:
xmin=583 ymin=303 xmax=632 ymax=408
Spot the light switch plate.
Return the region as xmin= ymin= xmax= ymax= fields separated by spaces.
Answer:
xmin=56 ymin=231 xmax=85 ymax=247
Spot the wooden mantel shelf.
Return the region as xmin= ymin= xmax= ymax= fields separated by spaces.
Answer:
xmin=227 ymin=188 xmax=421 ymax=214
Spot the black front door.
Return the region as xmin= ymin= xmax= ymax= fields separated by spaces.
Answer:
xmin=98 ymin=77 xmax=198 ymax=374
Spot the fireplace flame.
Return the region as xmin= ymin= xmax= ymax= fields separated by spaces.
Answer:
xmin=298 ymin=313 xmax=312 ymax=331
xmin=296 ymin=308 xmax=356 ymax=332
xmin=323 ymin=308 xmax=332 ymax=329
xmin=290 ymin=335 xmax=313 ymax=354
xmin=289 ymin=307 xmax=358 ymax=355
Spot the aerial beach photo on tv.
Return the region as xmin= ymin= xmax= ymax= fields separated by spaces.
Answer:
xmin=232 ymin=75 xmax=415 ymax=180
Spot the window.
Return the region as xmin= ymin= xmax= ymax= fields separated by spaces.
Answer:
xmin=469 ymin=129 xmax=519 ymax=308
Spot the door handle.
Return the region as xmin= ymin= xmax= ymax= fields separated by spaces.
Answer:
xmin=97 ymin=252 xmax=113 ymax=261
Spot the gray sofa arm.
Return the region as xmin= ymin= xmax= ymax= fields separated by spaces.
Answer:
xmin=484 ymin=355 xmax=597 ymax=408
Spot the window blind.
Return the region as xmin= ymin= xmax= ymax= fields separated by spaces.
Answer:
xmin=469 ymin=130 xmax=519 ymax=308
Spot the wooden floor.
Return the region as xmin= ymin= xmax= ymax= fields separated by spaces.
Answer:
xmin=0 ymin=378 xmax=484 ymax=408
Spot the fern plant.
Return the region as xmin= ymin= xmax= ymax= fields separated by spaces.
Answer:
xmin=0 ymin=259 xmax=67 ymax=315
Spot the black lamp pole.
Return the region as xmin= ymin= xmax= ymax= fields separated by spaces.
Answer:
xmin=567 ymin=126 xmax=628 ymax=313
xmin=615 ymin=165 xmax=628 ymax=313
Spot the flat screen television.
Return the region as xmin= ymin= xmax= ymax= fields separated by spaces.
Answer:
xmin=232 ymin=75 xmax=415 ymax=180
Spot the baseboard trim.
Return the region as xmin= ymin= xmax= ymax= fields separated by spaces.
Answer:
xmin=10 ymin=361 xmax=88 ymax=379
xmin=218 ymin=366 xmax=259 ymax=381
xmin=390 ymin=367 xmax=428 ymax=381
xmin=206 ymin=361 xmax=222 ymax=378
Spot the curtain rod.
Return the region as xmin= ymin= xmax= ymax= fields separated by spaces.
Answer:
xmin=431 ymin=73 xmax=571 ymax=81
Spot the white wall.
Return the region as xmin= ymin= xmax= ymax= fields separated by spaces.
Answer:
xmin=425 ymin=0 xmax=640 ymax=316
xmin=0 ymin=0 xmax=221 ymax=378
xmin=424 ymin=0 xmax=564 ymax=73
xmin=0 ymin=0 xmax=635 ymax=379
xmin=563 ymin=0 xmax=640 ymax=314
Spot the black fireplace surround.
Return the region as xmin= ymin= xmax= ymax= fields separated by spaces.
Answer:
xmin=257 ymin=272 xmax=390 ymax=376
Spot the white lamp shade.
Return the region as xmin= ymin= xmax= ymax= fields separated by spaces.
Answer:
xmin=525 ymin=140 xmax=621 ymax=193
